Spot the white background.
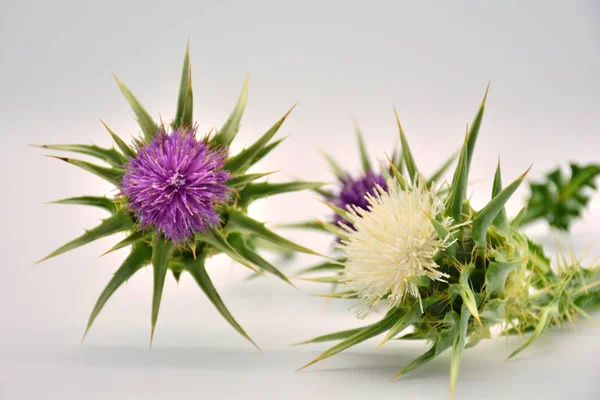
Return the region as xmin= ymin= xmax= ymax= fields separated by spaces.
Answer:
xmin=1 ymin=0 xmax=599 ymax=399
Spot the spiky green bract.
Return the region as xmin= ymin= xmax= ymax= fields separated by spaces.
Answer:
xmin=35 ymin=43 xmax=321 ymax=348
xmin=297 ymin=89 xmax=599 ymax=394
xmin=518 ymin=163 xmax=600 ymax=230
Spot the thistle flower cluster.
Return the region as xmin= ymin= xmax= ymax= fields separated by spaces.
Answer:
xmin=36 ymin=44 xmax=322 ymax=347
xmin=296 ymin=90 xmax=600 ymax=395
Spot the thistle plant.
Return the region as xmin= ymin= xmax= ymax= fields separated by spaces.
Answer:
xmin=35 ymin=43 xmax=322 ymax=347
xmin=296 ymin=88 xmax=600 ymax=394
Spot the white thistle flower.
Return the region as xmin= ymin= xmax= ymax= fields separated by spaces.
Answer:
xmin=338 ymin=178 xmax=455 ymax=317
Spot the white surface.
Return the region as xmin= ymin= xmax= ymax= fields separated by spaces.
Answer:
xmin=1 ymin=0 xmax=600 ymax=399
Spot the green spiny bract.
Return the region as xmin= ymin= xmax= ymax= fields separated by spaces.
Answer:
xmin=296 ymin=87 xmax=600 ymax=394
xmin=35 ymin=43 xmax=322 ymax=347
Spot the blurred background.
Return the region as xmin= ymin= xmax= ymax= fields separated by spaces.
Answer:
xmin=1 ymin=0 xmax=599 ymax=398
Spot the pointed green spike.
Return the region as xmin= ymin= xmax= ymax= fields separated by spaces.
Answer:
xmin=393 ymin=107 xmax=418 ymax=183
xmin=292 ymin=325 xmax=370 ymax=346
xmin=249 ymin=136 xmax=287 ymax=167
xmin=321 ymin=151 xmax=346 ymax=179
xmin=228 ymin=234 xmax=296 ymax=288
xmin=447 ymin=133 xmax=469 ymax=222
xmin=458 ymin=265 xmax=481 ymax=325
xmin=297 ymin=307 xmax=404 ymax=371
xmin=465 ymin=83 xmax=490 ymax=171
xmin=173 ymin=41 xmax=193 ymax=129
xmin=100 ymin=120 xmax=136 ymax=158
xmin=508 ymin=302 xmax=558 ymax=359
xmin=196 ymin=229 xmax=260 ymax=273
xmin=472 ymin=166 xmax=531 ymax=248
xmin=184 ymin=254 xmax=259 ymax=349
xmin=226 ymin=209 xmax=319 ymax=256
xmin=150 ymin=235 xmax=173 ymax=346
xmin=212 ymin=77 xmax=249 ymax=146
xmin=450 ymin=305 xmax=471 ymax=395
xmin=427 ymin=150 xmax=459 ymax=188
xmin=511 ymin=205 xmax=529 ymax=229
xmin=101 ymin=230 xmax=152 ymax=256
xmin=113 ymin=74 xmax=157 ymax=142
xmin=38 ymin=213 xmax=133 ymax=263
xmin=47 ymin=196 xmax=116 ymax=214
xmin=294 ymin=260 xmax=344 ymax=276
xmin=83 ymin=243 xmax=151 ymax=340
xmin=491 ymin=158 xmax=510 ymax=232
xmin=378 ymin=299 xmax=435 ymax=348
xmin=227 ymin=171 xmax=278 ymax=188
xmin=46 ymin=155 xmax=124 ymax=186
xmin=353 ymin=119 xmax=371 ymax=173
xmin=33 ymin=143 xmax=125 ymax=167
xmin=225 ymin=105 xmax=295 ymax=173
xmin=238 ymin=181 xmax=325 ymax=204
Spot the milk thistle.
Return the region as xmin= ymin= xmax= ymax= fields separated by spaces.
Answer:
xmin=35 ymin=43 xmax=322 ymax=347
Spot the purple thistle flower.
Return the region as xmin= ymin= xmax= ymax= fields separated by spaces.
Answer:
xmin=122 ymin=129 xmax=231 ymax=241
xmin=332 ymin=172 xmax=387 ymax=229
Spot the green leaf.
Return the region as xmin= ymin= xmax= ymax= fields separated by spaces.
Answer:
xmin=249 ymin=137 xmax=286 ymax=167
xmin=102 ymin=230 xmax=152 ymax=256
xmin=35 ymin=144 xmax=125 ymax=167
xmin=427 ymin=150 xmax=458 ymax=188
xmin=394 ymin=107 xmax=418 ymax=182
xmin=83 ymin=243 xmax=151 ymax=340
xmin=428 ymin=215 xmax=458 ymax=257
xmin=47 ymin=196 xmax=116 ymax=214
xmin=173 ymin=42 xmax=193 ymax=129
xmin=212 ymin=78 xmax=249 ymax=146
xmin=485 ymin=259 xmax=522 ymax=297
xmin=447 ymin=134 xmax=469 ymax=222
xmin=184 ymin=254 xmax=258 ymax=349
xmin=196 ymin=229 xmax=259 ymax=273
xmin=293 ymin=326 xmax=370 ymax=345
xmin=101 ymin=120 xmax=136 ymax=158
xmin=227 ymin=171 xmax=277 ymax=188
xmin=150 ymin=235 xmax=173 ymax=345
xmin=298 ymin=307 xmax=404 ymax=371
xmin=38 ymin=213 xmax=133 ymax=263
xmin=353 ymin=119 xmax=371 ymax=173
xmin=508 ymin=302 xmax=558 ymax=359
xmin=226 ymin=209 xmax=318 ymax=256
xmin=458 ymin=265 xmax=481 ymax=325
xmin=238 ymin=181 xmax=325 ymax=204
xmin=450 ymin=305 xmax=471 ymax=393
xmin=46 ymin=156 xmax=124 ymax=186
xmin=113 ymin=75 xmax=157 ymax=142
xmin=491 ymin=159 xmax=510 ymax=232
xmin=274 ymin=220 xmax=328 ymax=233
xmin=472 ymin=167 xmax=530 ymax=248
xmin=465 ymin=84 xmax=489 ymax=172
xmin=225 ymin=105 xmax=295 ymax=173
xmin=520 ymin=163 xmax=600 ymax=230
xmin=228 ymin=233 xmax=295 ymax=288
xmin=322 ymin=151 xmax=346 ymax=179
xmin=295 ymin=260 xmax=344 ymax=276
xmin=379 ymin=300 xmax=435 ymax=347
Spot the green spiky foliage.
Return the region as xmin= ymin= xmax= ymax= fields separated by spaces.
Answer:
xmin=296 ymin=88 xmax=600 ymax=394
xmin=517 ymin=163 xmax=600 ymax=230
xmin=35 ymin=44 xmax=322 ymax=347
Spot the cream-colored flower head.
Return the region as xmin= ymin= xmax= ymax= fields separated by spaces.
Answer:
xmin=338 ymin=177 xmax=455 ymax=317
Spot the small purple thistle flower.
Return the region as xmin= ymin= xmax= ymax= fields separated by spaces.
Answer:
xmin=122 ymin=129 xmax=231 ymax=241
xmin=332 ymin=172 xmax=387 ymax=229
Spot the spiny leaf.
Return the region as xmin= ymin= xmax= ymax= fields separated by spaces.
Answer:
xmin=227 ymin=171 xmax=277 ymax=188
xmin=184 ymin=254 xmax=259 ymax=349
xmin=83 ymin=243 xmax=151 ymax=340
xmin=353 ymin=119 xmax=371 ymax=173
xmin=465 ymin=83 xmax=490 ymax=171
xmin=472 ymin=166 xmax=530 ymax=248
xmin=249 ymin=137 xmax=286 ymax=167
xmin=196 ymin=229 xmax=260 ymax=273
xmin=447 ymin=133 xmax=469 ymax=222
xmin=239 ymin=181 xmax=325 ymax=204
xmin=491 ymin=159 xmax=510 ymax=232
xmin=212 ymin=77 xmax=249 ymax=146
xmin=295 ymin=260 xmax=344 ymax=276
xmin=150 ymin=235 xmax=173 ymax=345
xmin=297 ymin=307 xmax=404 ymax=371
xmin=173 ymin=41 xmax=193 ymax=129
xmin=101 ymin=120 xmax=136 ymax=158
xmin=458 ymin=265 xmax=481 ymax=325
xmin=274 ymin=220 xmax=328 ymax=233
xmin=485 ymin=259 xmax=522 ymax=297
xmin=450 ymin=305 xmax=471 ymax=394
xmin=427 ymin=150 xmax=459 ymax=188
xmin=38 ymin=213 xmax=133 ymax=263
xmin=113 ymin=74 xmax=157 ymax=142
xmin=228 ymin=233 xmax=295 ymax=288
xmin=47 ymin=196 xmax=116 ymax=214
xmin=508 ymin=302 xmax=558 ymax=359
xmin=226 ymin=208 xmax=318 ymax=256
xmin=322 ymin=151 xmax=346 ymax=179
xmin=293 ymin=326 xmax=370 ymax=346
xmin=225 ymin=105 xmax=295 ymax=173
xmin=378 ymin=300 xmax=435 ymax=347
xmin=34 ymin=144 xmax=125 ymax=167
xmin=102 ymin=230 xmax=152 ymax=256
xmin=393 ymin=107 xmax=418 ymax=182
xmin=46 ymin=156 xmax=124 ymax=186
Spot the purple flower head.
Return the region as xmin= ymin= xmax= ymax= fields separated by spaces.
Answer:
xmin=122 ymin=129 xmax=231 ymax=241
xmin=332 ymin=171 xmax=387 ymax=229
